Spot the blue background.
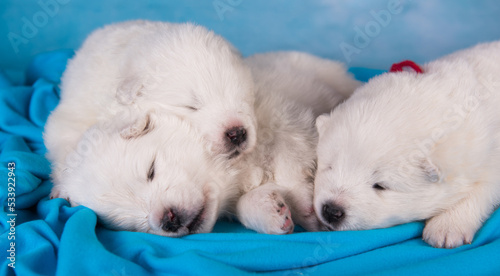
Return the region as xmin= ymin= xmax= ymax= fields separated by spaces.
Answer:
xmin=2 ymin=0 xmax=500 ymax=83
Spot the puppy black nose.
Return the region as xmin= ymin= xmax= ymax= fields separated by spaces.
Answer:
xmin=225 ymin=127 xmax=247 ymax=146
xmin=322 ymin=202 xmax=345 ymax=226
xmin=161 ymin=209 xmax=182 ymax=232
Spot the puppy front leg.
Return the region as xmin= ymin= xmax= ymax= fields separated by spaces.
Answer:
xmin=423 ymin=182 xmax=497 ymax=248
xmin=236 ymin=183 xmax=294 ymax=234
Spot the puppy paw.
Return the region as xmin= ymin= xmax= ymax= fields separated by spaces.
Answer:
xmin=49 ymin=186 xmax=70 ymax=203
xmin=423 ymin=215 xmax=476 ymax=249
xmin=271 ymin=196 xmax=294 ymax=234
xmin=49 ymin=189 xmax=60 ymax=200
xmin=237 ymin=187 xmax=295 ymax=235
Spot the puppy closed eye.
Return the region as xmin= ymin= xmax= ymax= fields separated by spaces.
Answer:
xmin=147 ymin=160 xmax=155 ymax=181
xmin=321 ymin=165 xmax=333 ymax=173
xmin=372 ymin=183 xmax=386 ymax=191
xmin=184 ymin=105 xmax=198 ymax=111
xmin=185 ymin=92 xmax=201 ymax=111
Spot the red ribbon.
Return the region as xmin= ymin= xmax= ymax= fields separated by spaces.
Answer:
xmin=389 ymin=60 xmax=423 ymax=74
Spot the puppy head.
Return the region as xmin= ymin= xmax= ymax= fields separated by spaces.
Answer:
xmin=313 ymin=75 xmax=462 ymax=231
xmin=116 ymin=23 xmax=257 ymax=160
xmin=53 ymin=111 xmax=234 ymax=237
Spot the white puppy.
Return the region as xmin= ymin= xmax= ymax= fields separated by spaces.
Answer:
xmin=314 ymin=41 xmax=500 ymax=248
xmin=44 ymin=20 xmax=253 ymax=237
xmin=51 ymin=111 xmax=239 ymax=237
xmin=44 ymin=20 xmax=256 ymax=175
xmin=236 ymin=52 xmax=360 ymax=234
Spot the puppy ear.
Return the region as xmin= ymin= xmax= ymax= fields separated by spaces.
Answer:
xmin=420 ymin=158 xmax=441 ymax=183
xmin=316 ymin=113 xmax=331 ymax=136
xmin=116 ymin=76 xmax=144 ymax=105
xmin=120 ymin=112 xmax=155 ymax=139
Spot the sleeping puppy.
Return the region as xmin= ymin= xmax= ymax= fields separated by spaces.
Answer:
xmin=44 ymin=20 xmax=256 ymax=174
xmin=236 ymin=52 xmax=360 ymax=234
xmin=44 ymin=20 xmax=254 ymax=237
xmin=50 ymin=111 xmax=239 ymax=237
xmin=314 ymin=41 xmax=500 ymax=248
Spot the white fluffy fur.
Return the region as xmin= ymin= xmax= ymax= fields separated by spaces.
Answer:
xmin=235 ymin=52 xmax=359 ymax=234
xmin=44 ymin=20 xmax=257 ymax=171
xmin=44 ymin=20 xmax=253 ymax=237
xmin=314 ymin=41 xmax=500 ymax=248
xmin=44 ymin=20 xmax=359 ymax=236
xmin=244 ymin=51 xmax=360 ymax=116
xmin=51 ymin=113 xmax=239 ymax=236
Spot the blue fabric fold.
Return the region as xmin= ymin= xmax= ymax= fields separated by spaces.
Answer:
xmin=1 ymin=51 xmax=499 ymax=276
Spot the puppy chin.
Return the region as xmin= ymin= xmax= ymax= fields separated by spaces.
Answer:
xmin=318 ymin=218 xmax=351 ymax=232
xmin=150 ymin=228 xmax=189 ymax=238
xmin=225 ymin=142 xmax=249 ymax=159
xmin=147 ymin=212 xmax=208 ymax=237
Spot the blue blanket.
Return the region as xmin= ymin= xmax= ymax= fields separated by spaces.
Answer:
xmin=1 ymin=51 xmax=500 ymax=276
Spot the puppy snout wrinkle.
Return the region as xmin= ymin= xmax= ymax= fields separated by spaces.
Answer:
xmin=322 ymin=202 xmax=345 ymax=226
xmin=225 ymin=127 xmax=247 ymax=146
xmin=161 ymin=209 xmax=182 ymax=232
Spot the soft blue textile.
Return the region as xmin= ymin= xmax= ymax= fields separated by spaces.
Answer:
xmin=1 ymin=51 xmax=500 ymax=276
